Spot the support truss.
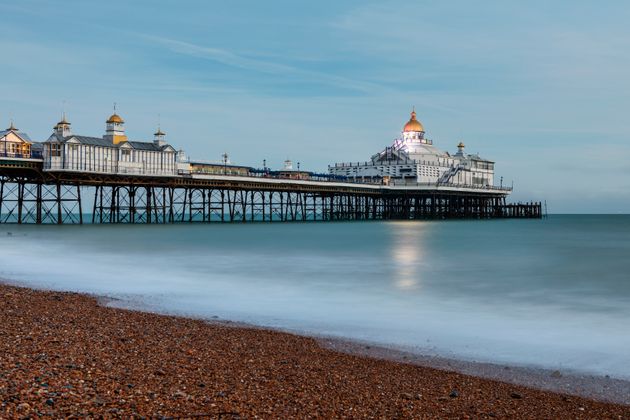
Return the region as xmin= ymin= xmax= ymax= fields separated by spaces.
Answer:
xmin=0 ymin=175 xmax=542 ymax=225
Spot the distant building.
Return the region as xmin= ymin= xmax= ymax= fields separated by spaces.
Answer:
xmin=329 ymin=109 xmax=495 ymax=186
xmin=42 ymin=113 xmax=178 ymax=176
xmin=272 ymin=159 xmax=310 ymax=180
xmin=0 ymin=122 xmax=33 ymax=158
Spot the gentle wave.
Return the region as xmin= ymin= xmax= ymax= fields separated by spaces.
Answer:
xmin=1 ymin=215 xmax=629 ymax=379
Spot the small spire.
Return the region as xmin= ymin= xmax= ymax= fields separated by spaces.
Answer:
xmin=410 ymin=106 xmax=417 ymax=120
xmin=154 ymin=113 xmax=165 ymax=136
xmin=7 ymin=119 xmax=17 ymax=131
xmin=58 ymin=111 xmax=70 ymax=125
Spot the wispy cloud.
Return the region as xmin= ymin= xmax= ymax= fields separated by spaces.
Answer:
xmin=141 ymin=34 xmax=386 ymax=95
xmin=144 ymin=35 xmax=293 ymax=74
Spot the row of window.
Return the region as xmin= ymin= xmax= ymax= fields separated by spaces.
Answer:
xmin=472 ymin=161 xmax=494 ymax=170
xmin=0 ymin=143 xmax=31 ymax=154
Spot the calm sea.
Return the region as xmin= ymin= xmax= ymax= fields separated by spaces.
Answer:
xmin=1 ymin=215 xmax=629 ymax=379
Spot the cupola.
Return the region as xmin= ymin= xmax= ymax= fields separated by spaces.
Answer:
xmin=104 ymin=105 xmax=127 ymax=144
xmin=456 ymin=141 xmax=466 ymax=156
xmin=403 ymin=109 xmax=424 ymax=133
xmin=401 ymin=108 xmax=427 ymax=143
xmin=154 ymin=127 xmax=166 ymax=147
xmin=54 ymin=113 xmax=72 ymax=137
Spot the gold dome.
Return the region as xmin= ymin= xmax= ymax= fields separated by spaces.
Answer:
xmin=106 ymin=113 xmax=124 ymax=124
xmin=457 ymin=141 xmax=465 ymax=148
xmin=403 ymin=110 xmax=424 ymax=132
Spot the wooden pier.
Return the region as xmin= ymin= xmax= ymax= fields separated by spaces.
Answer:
xmin=0 ymin=161 xmax=541 ymax=224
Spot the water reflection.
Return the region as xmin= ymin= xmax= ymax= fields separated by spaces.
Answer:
xmin=390 ymin=222 xmax=428 ymax=291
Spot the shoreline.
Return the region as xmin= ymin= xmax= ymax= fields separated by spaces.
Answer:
xmin=101 ymin=283 xmax=630 ymax=406
xmin=1 ymin=283 xmax=629 ymax=418
xmin=318 ymin=337 xmax=630 ymax=406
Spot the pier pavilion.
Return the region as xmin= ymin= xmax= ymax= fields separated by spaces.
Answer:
xmin=330 ymin=109 xmax=495 ymax=187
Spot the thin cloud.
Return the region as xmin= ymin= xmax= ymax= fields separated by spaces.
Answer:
xmin=144 ymin=35 xmax=293 ymax=74
xmin=141 ymin=34 xmax=386 ymax=94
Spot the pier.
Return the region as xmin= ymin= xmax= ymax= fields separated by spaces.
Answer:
xmin=0 ymin=158 xmax=541 ymax=224
xmin=0 ymin=109 xmax=544 ymax=225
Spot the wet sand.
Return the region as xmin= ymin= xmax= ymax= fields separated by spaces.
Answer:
xmin=1 ymin=284 xmax=629 ymax=419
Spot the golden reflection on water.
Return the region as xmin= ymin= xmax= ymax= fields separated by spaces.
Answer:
xmin=390 ymin=221 xmax=427 ymax=291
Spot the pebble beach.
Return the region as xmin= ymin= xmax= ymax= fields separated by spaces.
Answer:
xmin=1 ymin=283 xmax=629 ymax=419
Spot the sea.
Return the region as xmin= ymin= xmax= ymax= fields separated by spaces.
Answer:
xmin=1 ymin=215 xmax=629 ymax=382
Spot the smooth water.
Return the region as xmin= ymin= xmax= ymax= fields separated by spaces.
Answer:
xmin=1 ymin=215 xmax=629 ymax=379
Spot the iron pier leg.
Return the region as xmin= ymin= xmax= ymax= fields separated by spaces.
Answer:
xmin=77 ymin=185 xmax=83 ymax=224
xmin=54 ymin=183 xmax=63 ymax=224
xmin=92 ymin=186 xmax=98 ymax=224
xmin=0 ymin=178 xmax=4 ymax=222
xmin=146 ymin=187 xmax=152 ymax=224
xmin=36 ymin=183 xmax=42 ymax=224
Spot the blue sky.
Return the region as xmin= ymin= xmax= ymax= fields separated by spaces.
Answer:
xmin=1 ymin=0 xmax=629 ymax=212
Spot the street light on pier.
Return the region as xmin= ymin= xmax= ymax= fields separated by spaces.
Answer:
xmin=222 ymin=152 xmax=229 ymax=175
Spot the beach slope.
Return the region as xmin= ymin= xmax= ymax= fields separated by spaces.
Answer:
xmin=1 ymin=284 xmax=628 ymax=418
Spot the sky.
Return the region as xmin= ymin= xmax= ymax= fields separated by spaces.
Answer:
xmin=1 ymin=0 xmax=629 ymax=213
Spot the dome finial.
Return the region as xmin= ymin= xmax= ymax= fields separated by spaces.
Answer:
xmin=154 ymin=113 xmax=166 ymax=137
xmin=106 ymin=102 xmax=124 ymax=124
xmin=60 ymin=100 xmax=67 ymax=123
xmin=55 ymin=103 xmax=71 ymax=130
xmin=59 ymin=111 xmax=69 ymax=125
xmin=403 ymin=107 xmax=424 ymax=132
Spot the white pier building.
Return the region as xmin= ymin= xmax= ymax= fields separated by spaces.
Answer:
xmin=329 ymin=110 xmax=496 ymax=187
xmin=42 ymin=113 xmax=178 ymax=176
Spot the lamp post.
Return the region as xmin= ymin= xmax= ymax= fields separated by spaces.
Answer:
xmin=222 ymin=152 xmax=228 ymax=175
